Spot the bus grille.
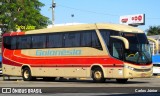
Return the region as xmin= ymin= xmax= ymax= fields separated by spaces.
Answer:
xmin=134 ymin=68 xmax=151 ymax=72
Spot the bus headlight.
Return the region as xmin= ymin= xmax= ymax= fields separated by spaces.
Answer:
xmin=124 ymin=65 xmax=134 ymax=71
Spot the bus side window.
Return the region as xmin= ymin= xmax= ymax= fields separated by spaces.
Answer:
xmin=3 ymin=37 xmax=11 ymax=49
xmin=92 ymin=31 xmax=102 ymax=50
xmin=110 ymin=38 xmax=124 ymax=60
xmin=112 ymin=43 xmax=123 ymax=59
xmin=47 ymin=33 xmax=63 ymax=48
xmin=32 ymin=35 xmax=46 ymax=49
xmin=81 ymin=31 xmax=92 ymax=47
xmin=100 ymin=30 xmax=110 ymax=47
xmin=11 ymin=37 xmax=17 ymax=49
xmin=17 ymin=36 xmax=31 ymax=49
xmin=64 ymin=32 xmax=80 ymax=47
xmin=80 ymin=30 xmax=102 ymax=50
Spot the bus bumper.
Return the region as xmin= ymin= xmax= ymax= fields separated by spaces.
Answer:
xmin=123 ymin=64 xmax=153 ymax=78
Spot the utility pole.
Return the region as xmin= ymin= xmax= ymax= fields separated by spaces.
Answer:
xmin=52 ymin=0 xmax=56 ymax=25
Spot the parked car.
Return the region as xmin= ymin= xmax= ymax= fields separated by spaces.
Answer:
xmin=152 ymin=55 xmax=160 ymax=75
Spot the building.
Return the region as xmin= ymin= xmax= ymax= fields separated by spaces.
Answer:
xmin=147 ymin=35 xmax=160 ymax=55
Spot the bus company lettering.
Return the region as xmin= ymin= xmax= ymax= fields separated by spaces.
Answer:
xmin=36 ymin=49 xmax=82 ymax=56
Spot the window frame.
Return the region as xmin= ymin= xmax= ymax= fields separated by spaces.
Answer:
xmin=3 ymin=30 xmax=103 ymax=50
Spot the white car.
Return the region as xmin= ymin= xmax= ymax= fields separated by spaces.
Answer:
xmin=0 ymin=68 xmax=2 ymax=75
xmin=153 ymin=63 xmax=160 ymax=75
xmin=0 ymin=69 xmax=2 ymax=75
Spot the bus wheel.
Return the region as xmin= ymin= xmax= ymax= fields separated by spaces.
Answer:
xmin=116 ymin=79 xmax=128 ymax=83
xmin=22 ymin=67 xmax=33 ymax=81
xmin=92 ymin=67 xmax=105 ymax=83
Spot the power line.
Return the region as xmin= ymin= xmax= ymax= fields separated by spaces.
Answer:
xmin=146 ymin=18 xmax=160 ymax=20
xmin=57 ymin=4 xmax=119 ymax=17
xmin=55 ymin=4 xmax=160 ymax=20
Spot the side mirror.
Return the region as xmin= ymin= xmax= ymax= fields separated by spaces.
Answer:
xmin=111 ymin=36 xmax=129 ymax=49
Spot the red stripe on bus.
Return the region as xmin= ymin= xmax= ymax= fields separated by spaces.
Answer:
xmin=3 ymin=57 xmax=123 ymax=66
xmin=3 ymin=49 xmax=123 ymax=65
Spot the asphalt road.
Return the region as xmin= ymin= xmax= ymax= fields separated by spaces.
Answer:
xmin=0 ymin=76 xmax=160 ymax=87
xmin=0 ymin=76 xmax=160 ymax=96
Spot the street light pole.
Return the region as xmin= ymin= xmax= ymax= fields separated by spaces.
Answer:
xmin=52 ymin=0 xmax=56 ymax=25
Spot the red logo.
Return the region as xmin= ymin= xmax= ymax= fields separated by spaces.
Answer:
xmin=121 ymin=18 xmax=128 ymax=23
xmin=135 ymin=16 xmax=138 ymax=21
xmin=138 ymin=15 xmax=142 ymax=21
xmin=132 ymin=15 xmax=143 ymax=21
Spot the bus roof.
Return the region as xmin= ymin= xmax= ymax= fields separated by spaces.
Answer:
xmin=14 ymin=23 xmax=144 ymax=35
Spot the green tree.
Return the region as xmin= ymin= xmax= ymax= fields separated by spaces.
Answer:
xmin=146 ymin=26 xmax=160 ymax=36
xmin=0 ymin=0 xmax=51 ymax=32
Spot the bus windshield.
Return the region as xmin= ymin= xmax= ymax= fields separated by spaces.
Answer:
xmin=122 ymin=33 xmax=152 ymax=64
xmin=100 ymin=29 xmax=152 ymax=65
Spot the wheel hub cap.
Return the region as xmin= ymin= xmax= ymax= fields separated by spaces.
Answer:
xmin=24 ymin=70 xmax=29 ymax=79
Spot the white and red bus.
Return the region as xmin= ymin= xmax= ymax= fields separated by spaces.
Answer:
xmin=2 ymin=23 xmax=153 ymax=83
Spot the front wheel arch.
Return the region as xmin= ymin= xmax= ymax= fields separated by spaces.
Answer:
xmin=91 ymin=66 xmax=105 ymax=83
xmin=90 ymin=64 xmax=106 ymax=77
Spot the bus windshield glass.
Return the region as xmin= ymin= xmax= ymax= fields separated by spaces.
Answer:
xmin=100 ymin=29 xmax=152 ymax=65
xmin=122 ymin=33 xmax=152 ymax=64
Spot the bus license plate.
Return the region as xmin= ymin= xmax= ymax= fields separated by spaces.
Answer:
xmin=141 ymin=73 xmax=146 ymax=77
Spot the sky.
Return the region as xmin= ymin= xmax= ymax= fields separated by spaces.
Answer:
xmin=39 ymin=0 xmax=160 ymax=31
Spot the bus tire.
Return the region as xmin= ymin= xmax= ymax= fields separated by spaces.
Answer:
xmin=22 ymin=67 xmax=34 ymax=81
xmin=92 ymin=67 xmax=105 ymax=83
xmin=116 ymin=79 xmax=128 ymax=83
